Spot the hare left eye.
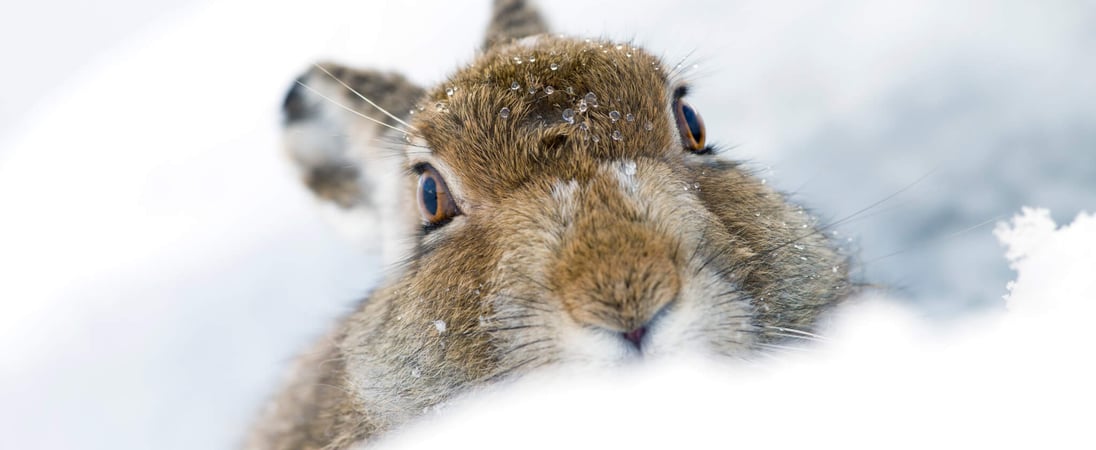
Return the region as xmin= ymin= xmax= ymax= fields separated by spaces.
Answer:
xmin=674 ymin=99 xmax=707 ymax=153
xmin=417 ymin=165 xmax=461 ymax=227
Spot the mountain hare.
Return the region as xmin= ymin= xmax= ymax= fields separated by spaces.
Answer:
xmin=249 ymin=0 xmax=853 ymax=447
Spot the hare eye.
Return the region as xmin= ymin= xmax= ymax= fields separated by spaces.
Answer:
xmin=674 ymin=99 xmax=707 ymax=152
xmin=417 ymin=165 xmax=460 ymax=226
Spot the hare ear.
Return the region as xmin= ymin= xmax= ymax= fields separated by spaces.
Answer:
xmin=281 ymin=62 xmax=424 ymax=255
xmin=281 ymin=62 xmax=423 ymax=209
xmin=483 ymin=0 xmax=550 ymax=49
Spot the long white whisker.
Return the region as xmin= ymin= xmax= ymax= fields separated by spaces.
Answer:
xmin=764 ymin=325 xmax=830 ymax=341
xmin=766 ymin=332 xmax=825 ymax=343
xmin=864 ymin=214 xmax=1006 ymax=264
xmin=372 ymin=135 xmax=431 ymax=151
xmin=294 ymin=80 xmax=412 ymax=137
xmin=755 ymin=342 xmax=809 ymax=353
xmin=314 ymin=64 xmax=420 ymax=132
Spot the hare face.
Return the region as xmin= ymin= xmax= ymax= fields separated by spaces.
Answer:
xmin=403 ymin=37 xmax=764 ymax=366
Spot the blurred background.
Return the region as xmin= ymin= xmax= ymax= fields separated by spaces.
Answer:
xmin=1 ymin=0 xmax=1093 ymax=449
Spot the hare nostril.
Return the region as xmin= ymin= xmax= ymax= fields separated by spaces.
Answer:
xmin=622 ymin=326 xmax=648 ymax=349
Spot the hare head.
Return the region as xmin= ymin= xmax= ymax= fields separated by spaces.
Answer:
xmin=253 ymin=0 xmax=853 ymax=447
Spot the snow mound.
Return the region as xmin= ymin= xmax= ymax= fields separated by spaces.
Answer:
xmin=995 ymin=207 xmax=1096 ymax=315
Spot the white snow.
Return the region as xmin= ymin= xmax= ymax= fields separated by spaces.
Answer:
xmin=995 ymin=208 xmax=1096 ymax=315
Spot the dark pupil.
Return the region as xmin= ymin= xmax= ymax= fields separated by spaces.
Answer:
xmin=422 ymin=176 xmax=438 ymax=216
xmin=681 ymin=104 xmax=702 ymax=140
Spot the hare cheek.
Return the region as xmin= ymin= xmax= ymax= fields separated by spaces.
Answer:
xmin=643 ymin=274 xmax=755 ymax=358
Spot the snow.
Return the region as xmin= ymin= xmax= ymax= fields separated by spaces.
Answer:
xmin=1 ymin=0 xmax=1094 ymax=449
xmin=995 ymin=208 xmax=1096 ymax=315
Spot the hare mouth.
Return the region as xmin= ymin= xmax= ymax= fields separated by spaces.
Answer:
xmin=562 ymin=276 xmax=754 ymax=363
xmin=617 ymin=300 xmax=675 ymax=353
xmin=552 ymin=301 xmax=696 ymax=363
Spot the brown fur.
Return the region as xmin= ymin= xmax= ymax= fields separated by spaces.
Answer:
xmin=247 ymin=1 xmax=853 ymax=448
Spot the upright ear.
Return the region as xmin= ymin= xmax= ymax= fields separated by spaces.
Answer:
xmin=483 ymin=0 xmax=550 ymax=49
xmin=280 ymin=63 xmax=424 ymax=256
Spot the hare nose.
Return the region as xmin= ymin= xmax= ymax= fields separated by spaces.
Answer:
xmin=622 ymin=326 xmax=648 ymax=349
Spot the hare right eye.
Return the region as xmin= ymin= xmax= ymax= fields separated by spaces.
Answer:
xmin=674 ymin=98 xmax=708 ymax=153
xmin=416 ymin=165 xmax=461 ymax=229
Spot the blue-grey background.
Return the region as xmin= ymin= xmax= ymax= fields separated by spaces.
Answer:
xmin=1 ymin=1 xmax=1093 ymax=449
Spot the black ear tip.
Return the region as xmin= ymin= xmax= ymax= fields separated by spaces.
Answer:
xmin=282 ymin=75 xmax=312 ymax=123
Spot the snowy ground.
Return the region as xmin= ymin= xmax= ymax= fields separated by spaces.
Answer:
xmin=1 ymin=1 xmax=1094 ymax=449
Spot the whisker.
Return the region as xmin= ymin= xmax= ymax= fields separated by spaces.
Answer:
xmin=501 ymin=298 xmax=553 ymax=314
xmin=839 ymin=197 xmax=919 ymax=225
xmin=508 ymin=271 xmax=554 ymax=293
xmin=666 ymin=48 xmax=699 ymax=80
xmin=863 ymin=213 xmax=1006 ymax=264
xmin=694 ymin=239 xmax=728 ymax=276
xmin=372 ymin=134 xmax=433 ymax=151
xmin=763 ymin=325 xmax=829 ymax=341
xmin=818 ymin=167 xmax=940 ymax=230
xmin=709 ymin=292 xmax=747 ymax=309
xmin=757 ymin=168 xmax=940 ymax=258
xmin=480 ymin=324 xmax=543 ymax=333
xmin=314 ymin=63 xmax=420 ymax=131
xmin=766 ymin=332 xmax=825 ymax=342
xmin=745 ymin=328 xmax=827 ymax=343
xmin=688 ymin=314 xmax=754 ymax=339
xmin=485 ymin=356 xmax=553 ymax=383
xmin=503 ymin=338 xmax=550 ymax=356
xmin=755 ymin=342 xmax=809 ymax=353
xmin=485 ymin=313 xmax=539 ymax=322
xmin=293 ymin=80 xmax=412 ymax=136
